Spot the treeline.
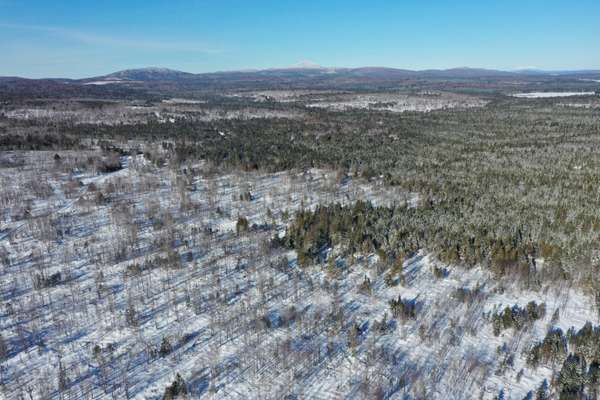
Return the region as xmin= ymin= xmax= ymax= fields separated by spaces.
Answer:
xmin=50 ymin=105 xmax=426 ymax=173
xmin=527 ymin=323 xmax=600 ymax=399
xmin=0 ymin=132 xmax=80 ymax=150
xmin=279 ymin=201 xmax=567 ymax=286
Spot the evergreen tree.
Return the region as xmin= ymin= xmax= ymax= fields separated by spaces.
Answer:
xmin=57 ymin=359 xmax=69 ymax=392
xmin=557 ymin=354 xmax=585 ymax=400
xmin=0 ymin=333 xmax=7 ymax=360
xmin=236 ymin=216 xmax=249 ymax=235
xmin=159 ymin=337 xmax=173 ymax=357
xmin=535 ymin=379 xmax=548 ymax=400
xmin=163 ymin=373 xmax=187 ymax=399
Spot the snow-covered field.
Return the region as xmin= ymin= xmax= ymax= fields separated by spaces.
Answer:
xmin=193 ymin=108 xmax=304 ymax=121
xmin=225 ymin=90 xmax=488 ymax=113
xmin=0 ymin=151 xmax=597 ymax=399
xmin=306 ymin=92 xmax=488 ymax=113
xmin=511 ymin=92 xmax=596 ymax=98
xmin=83 ymin=80 xmax=127 ymax=86
xmin=162 ymin=99 xmax=207 ymax=105
xmin=227 ymin=90 xmax=342 ymax=103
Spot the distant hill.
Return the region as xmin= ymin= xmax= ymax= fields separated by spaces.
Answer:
xmin=2 ymin=66 xmax=600 ymax=98
xmin=81 ymin=66 xmax=600 ymax=85
xmin=88 ymin=67 xmax=196 ymax=82
xmin=81 ymin=66 xmax=521 ymax=83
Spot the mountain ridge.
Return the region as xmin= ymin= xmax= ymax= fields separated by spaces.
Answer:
xmin=2 ymin=65 xmax=599 ymax=99
xmin=5 ymin=65 xmax=600 ymax=82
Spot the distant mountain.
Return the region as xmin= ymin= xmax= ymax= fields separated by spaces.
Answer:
xmin=75 ymin=66 xmax=600 ymax=86
xmin=85 ymin=67 xmax=196 ymax=83
xmin=420 ymin=67 xmax=518 ymax=78
xmin=75 ymin=66 xmax=519 ymax=84
xmin=512 ymin=68 xmax=600 ymax=76
xmin=5 ymin=65 xmax=600 ymax=84
xmin=283 ymin=61 xmax=325 ymax=70
xmin=2 ymin=65 xmax=599 ymax=99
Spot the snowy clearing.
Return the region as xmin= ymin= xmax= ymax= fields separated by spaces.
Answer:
xmin=306 ymin=92 xmax=488 ymax=113
xmin=511 ymin=92 xmax=596 ymax=98
xmin=83 ymin=80 xmax=127 ymax=85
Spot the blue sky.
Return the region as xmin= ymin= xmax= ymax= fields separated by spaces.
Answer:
xmin=1 ymin=0 xmax=599 ymax=78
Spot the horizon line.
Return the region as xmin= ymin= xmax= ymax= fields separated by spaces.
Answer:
xmin=3 ymin=64 xmax=600 ymax=81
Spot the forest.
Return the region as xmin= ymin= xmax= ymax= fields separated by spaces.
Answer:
xmin=1 ymin=83 xmax=600 ymax=399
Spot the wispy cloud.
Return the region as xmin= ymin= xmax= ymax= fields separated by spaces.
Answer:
xmin=0 ymin=22 xmax=222 ymax=54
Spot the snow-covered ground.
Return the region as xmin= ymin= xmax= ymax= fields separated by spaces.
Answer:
xmin=1 ymin=105 xmax=304 ymax=125
xmin=162 ymin=98 xmax=207 ymax=105
xmin=193 ymin=108 xmax=304 ymax=121
xmin=306 ymin=92 xmax=488 ymax=113
xmin=83 ymin=80 xmax=127 ymax=85
xmin=511 ymin=92 xmax=596 ymax=98
xmin=227 ymin=90 xmax=343 ymax=103
xmin=0 ymin=151 xmax=597 ymax=399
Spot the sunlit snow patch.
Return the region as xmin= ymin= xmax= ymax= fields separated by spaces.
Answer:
xmin=511 ymin=92 xmax=595 ymax=98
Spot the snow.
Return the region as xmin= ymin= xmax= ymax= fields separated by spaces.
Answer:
xmin=161 ymin=98 xmax=207 ymax=105
xmin=1 ymin=151 xmax=597 ymax=399
xmin=0 ymin=152 xmax=416 ymax=399
xmin=84 ymin=80 xmax=126 ymax=85
xmin=1 ymin=101 xmax=303 ymax=126
xmin=306 ymin=92 xmax=488 ymax=113
xmin=229 ymin=90 xmax=341 ymax=103
xmin=511 ymin=92 xmax=596 ymax=98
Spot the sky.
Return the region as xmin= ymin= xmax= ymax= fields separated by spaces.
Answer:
xmin=0 ymin=0 xmax=599 ymax=78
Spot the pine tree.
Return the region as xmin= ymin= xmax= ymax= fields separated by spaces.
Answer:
xmin=0 ymin=333 xmax=7 ymax=360
xmin=163 ymin=373 xmax=187 ymax=399
xmin=236 ymin=216 xmax=249 ymax=235
xmin=535 ymin=379 xmax=548 ymax=400
xmin=57 ymin=359 xmax=69 ymax=392
xmin=126 ymin=300 xmax=139 ymax=327
xmin=347 ymin=322 xmax=361 ymax=350
xmin=159 ymin=337 xmax=173 ymax=357
xmin=557 ymin=354 xmax=585 ymax=400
